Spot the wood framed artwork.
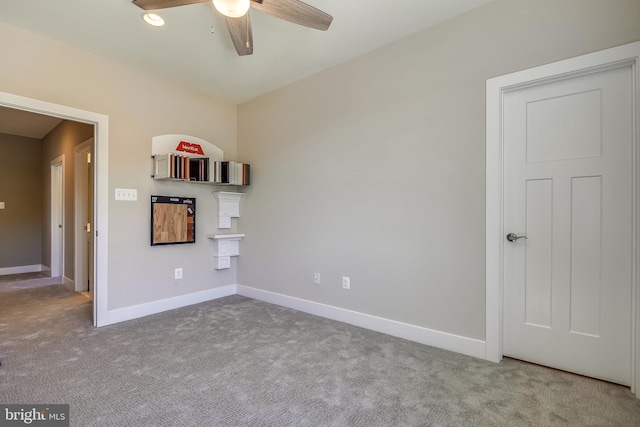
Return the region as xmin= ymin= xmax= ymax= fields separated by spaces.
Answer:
xmin=151 ymin=195 xmax=196 ymax=246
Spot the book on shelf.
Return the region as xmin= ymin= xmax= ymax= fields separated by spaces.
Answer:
xmin=232 ymin=162 xmax=250 ymax=185
xmin=154 ymin=155 xmax=249 ymax=185
xmin=213 ymin=161 xmax=229 ymax=183
xmin=190 ymin=157 xmax=210 ymax=182
xmin=154 ymin=154 xmax=171 ymax=179
xmin=241 ymin=163 xmax=250 ymax=185
xmin=221 ymin=161 xmax=230 ymax=184
xmin=211 ymin=161 xmax=250 ymax=185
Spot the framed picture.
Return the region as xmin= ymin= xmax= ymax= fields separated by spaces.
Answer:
xmin=150 ymin=195 xmax=196 ymax=246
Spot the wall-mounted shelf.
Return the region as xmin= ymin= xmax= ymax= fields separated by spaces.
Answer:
xmin=207 ymin=234 xmax=245 ymax=269
xmin=151 ymin=134 xmax=249 ymax=186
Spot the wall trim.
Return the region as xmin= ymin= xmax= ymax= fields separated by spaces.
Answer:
xmin=62 ymin=276 xmax=74 ymax=292
xmin=236 ymin=285 xmax=486 ymax=360
xmin=0 ymin=264 xmax=45 ymax=275
xmin=105 ymin=285 xmax=237 ymax=325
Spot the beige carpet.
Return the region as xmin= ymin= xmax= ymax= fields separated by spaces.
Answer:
xmin=2 ymin=283 xmax=640 ymax=426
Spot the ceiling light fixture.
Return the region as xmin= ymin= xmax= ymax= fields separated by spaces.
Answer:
xmin=212 ymin=0 xmax=250 ymax=18
xmin=142 ymin=12 xmax=165 ymax=27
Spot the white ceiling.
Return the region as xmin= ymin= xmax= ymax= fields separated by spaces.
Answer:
xmin=0 ymin=0 xmax=493 ymax=105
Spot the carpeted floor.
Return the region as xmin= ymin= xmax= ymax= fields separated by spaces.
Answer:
xmin=0 ymin=272 xmax=49 ymax=282
xmin=1 ymin=284 xmax=640 ymax=426
xmin=0 ymin=271 xmax=60 ymax=293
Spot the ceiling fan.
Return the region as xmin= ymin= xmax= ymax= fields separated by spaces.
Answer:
xmin=132 ymin=0 xmax=333 ymax=56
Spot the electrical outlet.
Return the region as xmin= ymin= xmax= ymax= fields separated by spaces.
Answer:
xmin=0 ymin=202 xmax=5 ymax=209
xmin=314 ymin=273 xmax=320 ymax=284
xmin=175 ymin=268 xmax=183 ymax=280
xmin=342 ymin=276 xmax=350 ymax=290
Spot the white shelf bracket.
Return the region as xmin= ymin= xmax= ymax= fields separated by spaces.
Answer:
xmin=213 ymin=191 xmax=244 ymax=229
xmin=207 ymin=234 xmax=245 ymax=270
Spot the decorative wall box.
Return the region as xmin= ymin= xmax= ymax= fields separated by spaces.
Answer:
xmin=207 ymin=234 xmax=245 ymax=270
xmin=213 ymin=191 xmax=244 ymax=229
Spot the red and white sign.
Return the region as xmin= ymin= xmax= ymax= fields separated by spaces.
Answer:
xmin=152 ymin=134 xmax=223 ymax=161
xmin=175 ymin=141 xmax=205 ymax=156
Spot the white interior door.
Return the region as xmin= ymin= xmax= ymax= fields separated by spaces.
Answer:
xmin=74 ymin=139 xmax=93 ymax=296
xmin=88 ymin=150 xmax=94 ymax=302
xmin=50 ymin=157 xmax=64 ymax=278
xmin=502 ymin=64 xmax=633 ymax=385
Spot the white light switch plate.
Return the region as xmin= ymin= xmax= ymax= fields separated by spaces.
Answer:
xmin=115 ymin=188 xmax=137 ymax=201
xmin=0 ymin=202 xmax=4 ymax=209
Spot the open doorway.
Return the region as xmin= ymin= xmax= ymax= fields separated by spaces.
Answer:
xmin=0 ymin=91 xmax=108 ymax=327
xmin=2 ymin=118 xmax=92 ymax=297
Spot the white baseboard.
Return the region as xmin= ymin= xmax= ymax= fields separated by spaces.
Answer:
xmin=236 ymin=285 xmax=486 ymax=360
xmin=0 ymin=264 xmax=45 ymax=275
xmin=100 ymin=283 xmax=486 ymax=360
xmin=106 ymin=285 xmax=237 ymax=325
xmin=62 ymin=276 xmax=74 ymax=291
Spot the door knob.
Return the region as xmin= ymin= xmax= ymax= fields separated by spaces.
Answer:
xmin=506 ymin=233 xmax=527 ymax=242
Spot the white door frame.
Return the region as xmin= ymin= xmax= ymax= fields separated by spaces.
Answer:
xmin=74 ymin=138 xmax=93 ymax=293
xmin=50 ymin=156 xmax=64 ymax=278
xmin=486 ymin=41 xmax=640 ymax=395
xmin=0 ymin=91 xmax=109 ymax=327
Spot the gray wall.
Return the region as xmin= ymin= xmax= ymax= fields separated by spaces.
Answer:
xmin=0 ymin=21 xmax=238 ymax=311
xmin=237 ymin=0 xmax=640 ymax=341
xmin=41 ymin=120 xmax=94 ymax=280
xmin=0 ymin=133 xmax=43 ymax=269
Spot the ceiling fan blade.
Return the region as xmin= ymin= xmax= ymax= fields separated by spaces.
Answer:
xmin=226 ymin=14 xmax=254 ymax=56
xmin=132 ymin=0 xmax=209 ymax=11
xmin=250 ymin=0 xmax=333 ymax=31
